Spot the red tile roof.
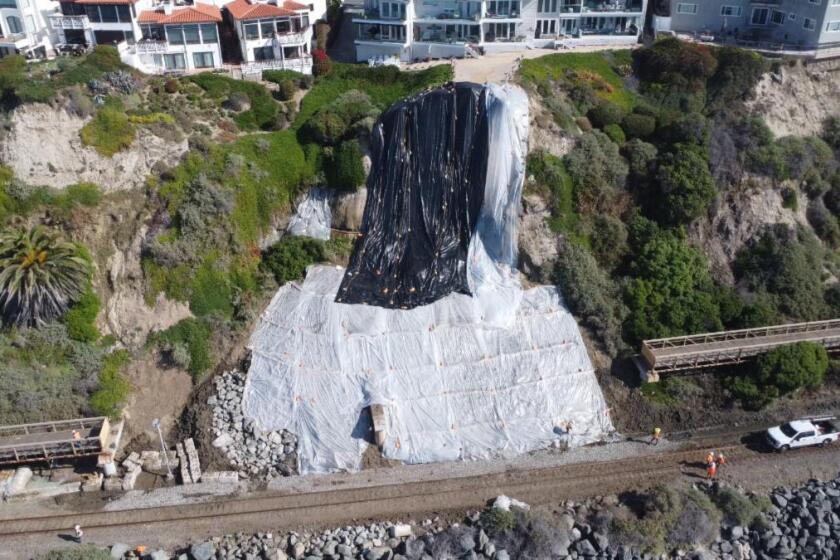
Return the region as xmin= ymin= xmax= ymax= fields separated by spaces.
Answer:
xmin=66 ymin=0 xmax=139 ymax=5
xmin=137 ymin=2 xmax=221 ymax=24
xmin=225 ymin=0 xmax=308 ymax=20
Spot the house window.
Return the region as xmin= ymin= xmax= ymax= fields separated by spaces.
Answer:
xmin=676 ymin=3 xmax=697 ymax=15
xmin=720 ymin=6 xmax=741 ymax=17
xmin=85 ymin=5 xmax=101 ymax=23
xmin=751 ymin=8 xmax=768 ymax=25
xmin=277 ymin=19 xmax=291 ymax=33
xmin=117 ymin=5 xmax=131 ymax=22
xmin=537 ymin=0 xmax=557 ymax=13
xmin=803 ymin=17 xmax=816 ymax=30
xmin=809 ymin=0 xmax=821 ymax=4
xmin=141 ymin=24 xmax=165 ymax=40
xmin=163 ymin=53 xmax=185 ymax=70
xmin=253 ymin=45 xmax=274 ymax=60
xmin=100 ymin=5 xmax=118 ymax=23
xmin=828 ymin=20 xmax=840 ymax=32
xmin=192 ymin=51 xmax=214 ymax=68
xmin=833 ymin=0 xmax=840 ymax=6
xmin=183 ymin=24 xmax=200 ymax=44
xmin=0 ymin=0 xmax=16 ymax=8
xmin=770 ymin=10 xmax=785 ymax=25
xmin=200 ymin=23 xmax=217 ymax=43
xmin=260 ymin=19 xmax=274 ymax=37
xmin=244 ymin=22 xmax=259 ymax=39
xmin=166 ymin=26 xmax=184 ymax=44
xmin=6 ymin=15 xmax=21 ymax=34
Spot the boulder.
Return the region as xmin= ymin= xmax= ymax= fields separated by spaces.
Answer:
xmin=150 ymin=551 xmax=169 ymax=560
xmin=190 ymin=541 xmax=216 ymax=560
xmin=110 ymin=543 xmax=130 ymax=559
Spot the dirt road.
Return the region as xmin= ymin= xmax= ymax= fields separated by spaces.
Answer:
xmin=3 ymin=428 xmax=839 ymax=558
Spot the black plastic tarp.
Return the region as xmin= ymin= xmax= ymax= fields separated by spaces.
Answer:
xmin=335 ymin=83 xmax=490 ymax=309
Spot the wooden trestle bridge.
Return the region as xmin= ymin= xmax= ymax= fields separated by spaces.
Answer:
xmin=640 ymin=319 xmax=840 ymax=381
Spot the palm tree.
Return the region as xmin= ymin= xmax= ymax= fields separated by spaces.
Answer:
xmin=0 ymin=226 xmax=90 ymax=326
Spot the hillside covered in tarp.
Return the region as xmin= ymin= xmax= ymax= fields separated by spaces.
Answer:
xmin=242 ymin=83 xmax=614 ymax=474
xmin=336 ymin=83 xmax=489 ymax=309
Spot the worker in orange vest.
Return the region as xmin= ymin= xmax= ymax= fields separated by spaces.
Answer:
xmin=705 ymin=450 xmax=715 ymax=466
xmin=718 ymin=451 xmax=727 ymax=468
xmin=650 ymin=427 xmax=662 ymax=446
xmin=706 ymin=460 xmax=717 ymax=481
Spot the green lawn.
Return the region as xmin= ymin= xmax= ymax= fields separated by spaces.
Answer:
xmin=518 ymin=51 xmax=637 ymax=111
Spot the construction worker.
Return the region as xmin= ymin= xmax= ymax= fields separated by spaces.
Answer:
xmin=71 ymin=430 xmax=81 ymax=441
xmin=135 ymin=545 xmax=147 ymax=555
xmin=73 ymin=524 xmax=83 ymax=544
xmin=706 ymin=459 xmax=717 ymax=481
xmin=651 ymin=427 xmax=662 ymax=446
xmin=718 ymin=451 xmax=727 ymax=469
xmin=705 ymin=450 xmax=715 ymax=467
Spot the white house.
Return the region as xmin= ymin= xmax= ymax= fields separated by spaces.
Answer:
xmin=224 ymin=0 xmax=313 ymax=75
xmin=0 ymin=0 xmax=59 ymax=58
xmin=354 ymin=0 xmax=646 ymax=63
xmin=126 ymin=2 xmax=223 ymax=72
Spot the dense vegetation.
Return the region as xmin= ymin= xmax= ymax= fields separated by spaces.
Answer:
xmin=521 ymin=39 xmax=840 ymax=407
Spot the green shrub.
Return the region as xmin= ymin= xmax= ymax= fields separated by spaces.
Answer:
xmin=603 ymin=123 xmax=626 ymax=144
xmin=262 ymin=236 xmax=326 ymax=284
xmin=621 ymin=113 xmax=656 ymax=139
xmin=711 ymin=487 xmax=767 ymax=528
xmin=575 ymin=116 xmax=593 ymax=132
xmin=729 ymin=374 xmax=777 ymax=410
xmin=781 ymin=188 xmax=798 ymax=211
xmin=79 ymin=107 xmax=135 ymax=156
xmin=564 ymin=130 xmax=628 ymax=213
xmin=735 ymin=225 xmax=825 ymax=321
xmin=480 ymin=507 xmax=516 ymax=534
xmin=190 ymin=73 xmax=278 ymax=130
xmin=152 ymin=318 xmax=213 ymax=378
xmin=654 ymin=143 xmax=717 ymax=225
xmin=89 ymin=350 xmax=130 ymax=419
xmin=555 ymin=244 xmax=627 ymax=356
xmin=128 ymin=112 xmax=175 ymax=125
xmin=63 ymin=285 xmax=100 ymax=342
xmin=587 ymin=101 xmax=625 ymax=128
xmin=164 ymin=78 xmax=179 ymax=93
xmin=299 ymin=89 xmax=378 ymax=145
xmin=325 ymin=140 xmax=365 ymax=191
xmin=189 ymin=259 xmax=233 ymax=318
xmin=623 ymin=220 xmax=722 ymax=344
xmin=276 ymin=79 xmax=297 ymax=102
xmin=623 ymin=138 xmax=658 ymax=183
xmin=36 ymin=545 xmax=112 ymax=560
xmin=708 ymin=47 xmax=768 ymax=108
xmin=757 ymin=341 xmax=828 ymax=394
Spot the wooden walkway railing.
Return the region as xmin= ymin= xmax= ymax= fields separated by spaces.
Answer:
xmin=0 ymin=417 xmax=109 ymax=466
xmin=641 ymin=319 xmax=840 ymax=381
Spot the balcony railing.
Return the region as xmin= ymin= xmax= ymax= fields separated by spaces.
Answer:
xmin=49 ymin=14 xmax=91 ymax=30
xmin=241 ymin=55 xmax=312 ymax=75
xmin=275 ymin=30 xmax=307 ymax=45
xmin=581 ymin=0 xmax=642 ymax=12
xmin=483 ymin=11 xmax=520 ymax=18
xmin=134 ymin=40 xmax=168 ymax=53
xmin=355 ymin=8 xmax=406 ymax=20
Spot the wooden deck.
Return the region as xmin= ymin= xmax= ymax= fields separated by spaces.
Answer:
xmin=641 ymin=319 xmax=840 ymax=381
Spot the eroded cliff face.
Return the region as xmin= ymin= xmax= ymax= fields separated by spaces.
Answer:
xmin=749 ymin=59 xmax=840 ymax=139
xmin=0 ymin=103 xmax=188 ymax=191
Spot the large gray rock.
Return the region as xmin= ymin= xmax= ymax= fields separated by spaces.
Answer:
xmin=190 ymin=541 xmax=216 ymax=560
xmin=110 ymin=544 xmax=130 ymax=559
xmin=150 ymin=551 xmax=169 ymax=560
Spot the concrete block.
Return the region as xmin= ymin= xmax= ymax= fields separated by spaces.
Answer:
xmin=390 ymin=524 xmax=412 ymax=538
xmin=80 ymin=472 xmax=103 ymax=492
xmin=140 ymin=450 xmax=162 ymax=471
xmin=110 ymin=543 xmax=130 ymax=559
xmin=201 ymin=471 xmax=239 ymax=484
xmin=122 ymin=465 xmax=141 ymax=491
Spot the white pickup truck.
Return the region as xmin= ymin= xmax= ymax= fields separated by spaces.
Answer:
xmin=766 ymin=416 xmax=840 ymax=452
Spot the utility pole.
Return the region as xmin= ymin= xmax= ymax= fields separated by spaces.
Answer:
xmin=152 ymin=418 xmax=174 ymax=480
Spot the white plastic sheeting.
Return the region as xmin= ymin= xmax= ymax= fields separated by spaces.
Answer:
xmin=242 ymin=84 xmax=614 ymax=474
xmin=286 ymin=188 xmax=332 ymax=240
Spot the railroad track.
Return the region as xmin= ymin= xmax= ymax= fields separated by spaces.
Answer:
xmin=2 ymin=424 xmax=838 ymax=559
